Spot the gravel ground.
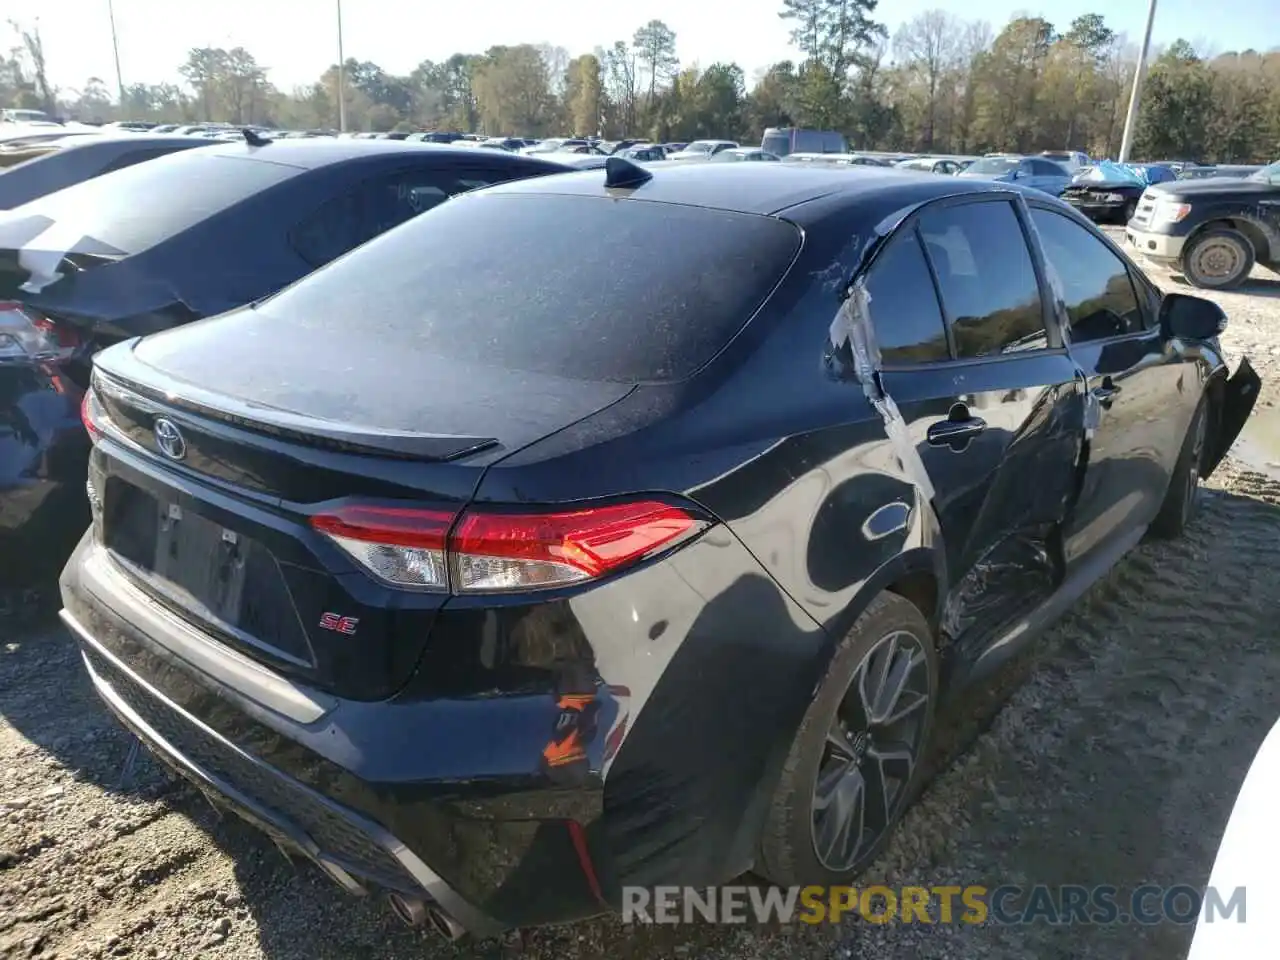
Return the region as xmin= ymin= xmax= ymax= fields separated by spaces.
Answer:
xmin=3 ymin=230 xmax=1280 ymax=960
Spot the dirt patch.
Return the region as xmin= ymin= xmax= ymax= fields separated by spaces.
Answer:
xmin=3 ymin=241 xmax=1280 ymax=960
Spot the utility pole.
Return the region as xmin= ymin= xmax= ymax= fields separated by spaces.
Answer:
xmin=335 ymin=0 xmax=346 ymax=133
xmin=1118 ymin=0 xmax=1158 ymax=163
xmin=107 ymin=0 xmax=126 ymax=116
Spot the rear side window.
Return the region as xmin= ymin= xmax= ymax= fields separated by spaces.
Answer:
xmin=864 ymin=232 xmax=949 ymax=365
xmin=918 ymin=200 xmax=1046 ymax=358
xmin=289 ymin=166 xmax=499 ymax=267
xmin=10 ymin=150 xmax=298 ymax=254
xmin=258 ymin=193 xmax=802 ymax=383
xmin=1029 ymin=207 xmax=1146 ymax=341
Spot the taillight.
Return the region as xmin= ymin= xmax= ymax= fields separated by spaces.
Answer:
xmin=311 ymin=505 xmax=453 ymax=590
xmin=0 ymin=301 xmax=80 ymax=361
xmin=450 ymin=502 xmax=700 ymax=592
xmin=310 ymin=499 xmax=707 ymax=594
xmin=81 ymin=386 xmax=106 ymax=443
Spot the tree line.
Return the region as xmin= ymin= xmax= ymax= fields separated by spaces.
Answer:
xmin=4 ymin=4 xmax=1279 ymax=162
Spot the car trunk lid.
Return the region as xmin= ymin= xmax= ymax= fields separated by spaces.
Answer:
xmin=88 ymin=337 xmax=633 ymax=701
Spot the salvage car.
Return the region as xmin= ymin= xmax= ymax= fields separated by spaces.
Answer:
xmin=1059 ymin=163 xmax=1177 ymax=224
xmin=1125 ymin=159 xmax=1280 ymax=289
xmin=0 ymin=135 xmax=214 ymax=210
xmin=61 ymin=159 xmax=1258 ymax=939
xmin=0 ymin=138 xmax=568 ymax=590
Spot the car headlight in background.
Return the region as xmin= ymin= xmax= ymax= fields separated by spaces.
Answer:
xmin=1104 ymin=193 xmax=1125 ymax=202
xmin=1152 ymin=200 xmax=1192 ymax=224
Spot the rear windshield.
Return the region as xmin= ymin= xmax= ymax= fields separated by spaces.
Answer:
xmin=252 ymin=192 xmax=802 ymax=383
xmin=12 ymin=150 xmax=299 ymax=254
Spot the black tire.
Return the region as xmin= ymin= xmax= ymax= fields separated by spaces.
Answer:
xmin=1149 ymin=397 xmax=1210 ymax=539
xmin=1180 ymin=228 xmax=1255 ymax=290
xmin=758 ymin=592 xmax=937 ymax=886
xmin=1122 ymin=200 xmax=1137 ymax=224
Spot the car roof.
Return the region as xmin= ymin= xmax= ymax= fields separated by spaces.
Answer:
xmin=172 ymin=137 xmax=500 ymax=170
xmin=482 ymin=160 xmax=1038 ymax=218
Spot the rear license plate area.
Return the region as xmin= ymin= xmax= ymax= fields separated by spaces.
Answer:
xmin=103 ymin=482 xmax=313 ymax=666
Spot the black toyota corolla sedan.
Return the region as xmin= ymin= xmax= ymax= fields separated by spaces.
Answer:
xmin=61 ymin=159 xmax=1259 ymax=938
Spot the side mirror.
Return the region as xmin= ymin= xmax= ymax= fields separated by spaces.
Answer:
xmin=1160 ymin=292 xmax=1228 ymax=340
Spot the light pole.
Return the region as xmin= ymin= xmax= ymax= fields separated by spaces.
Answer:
xmin=335 ymin=0 xmax=346 ymax=133
xmin=1118 ymin=0 xmax=1158 ymax=163
xmin=107 ymin=0 xmax=126 ymax=116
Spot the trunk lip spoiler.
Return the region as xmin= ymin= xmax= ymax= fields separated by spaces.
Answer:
xmin=93 ymin=348 xmax=500 ymax=462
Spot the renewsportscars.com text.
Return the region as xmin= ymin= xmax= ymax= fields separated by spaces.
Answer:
xmin=622 ymin=884 xmax=1246 ymax=926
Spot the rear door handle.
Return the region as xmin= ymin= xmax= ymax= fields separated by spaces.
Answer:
xmin=927 ymin=417 xmax=988 ymax=447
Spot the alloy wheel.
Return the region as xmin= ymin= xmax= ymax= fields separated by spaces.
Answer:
xmin=810 ymin=630 xmax=931 ymax=873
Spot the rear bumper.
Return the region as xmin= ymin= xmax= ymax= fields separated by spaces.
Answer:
xmin=60 ymin=524 xmax=824 ymax=931
xmin=59 ymin=537 xmax=607 ymax=934
xmin=62 ymin=604 xmax=507 ymax=937
xmin=1063 ymin=198 xmax=1129 ymax=220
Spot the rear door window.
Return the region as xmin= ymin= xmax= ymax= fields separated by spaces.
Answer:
xmin=864 ymin=231 xmax=950 ymax=365
xmin=289 ymin=166 xmax=500 ymax=267
xmin=258 ymin=192 xmax=802 ymax=383
xmin=918 ymin=200 xmax=1047 ymax=358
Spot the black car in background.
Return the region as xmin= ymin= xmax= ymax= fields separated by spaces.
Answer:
xmin=62 ymin=161 xmax=1258 ymax=938
xmin=1125 ymin=160 xmax=1280 ymax=289
xmin=0 ymin=139 xmax=568 ymax=592
xmin=0 ymin=135 xmax=213 ymax=210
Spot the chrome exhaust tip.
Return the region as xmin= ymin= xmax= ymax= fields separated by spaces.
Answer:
xmin=387 ymin=892 xmax=429 ymax=927
xmin=425 ymin=905 xmax=466 ymax=941
xmin=386 ymin=892 xmax=466 ymax=940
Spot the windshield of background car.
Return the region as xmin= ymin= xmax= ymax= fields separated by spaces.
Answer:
xmin=1247 ymin=161 xmax=1280 ymax=184
xmin=966 ymin=158 xmax=1019 ymax=175
xmin=251 ymin=192 xmax=803 ymax=383
xmin=7 ymin=150 xmax=298 ymax=254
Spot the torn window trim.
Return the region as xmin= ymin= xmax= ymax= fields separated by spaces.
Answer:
xmin=834 ymin=189 xmax=1071 ymax=363
xmin=825 ymin=187 xmax=1083 ymax=507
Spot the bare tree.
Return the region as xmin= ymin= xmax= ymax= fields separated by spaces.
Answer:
xmin=8 ymin=20 xmax=55 ymax=113
xmin=894 ymin=10 xmax=958 ymax=149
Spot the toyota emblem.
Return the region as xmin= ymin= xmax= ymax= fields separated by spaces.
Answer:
xmin=153 ymin=417 xmax=187 ymax=461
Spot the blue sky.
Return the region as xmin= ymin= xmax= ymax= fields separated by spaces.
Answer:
xmin=11 ymin=0 xmax=1279 ymax=96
